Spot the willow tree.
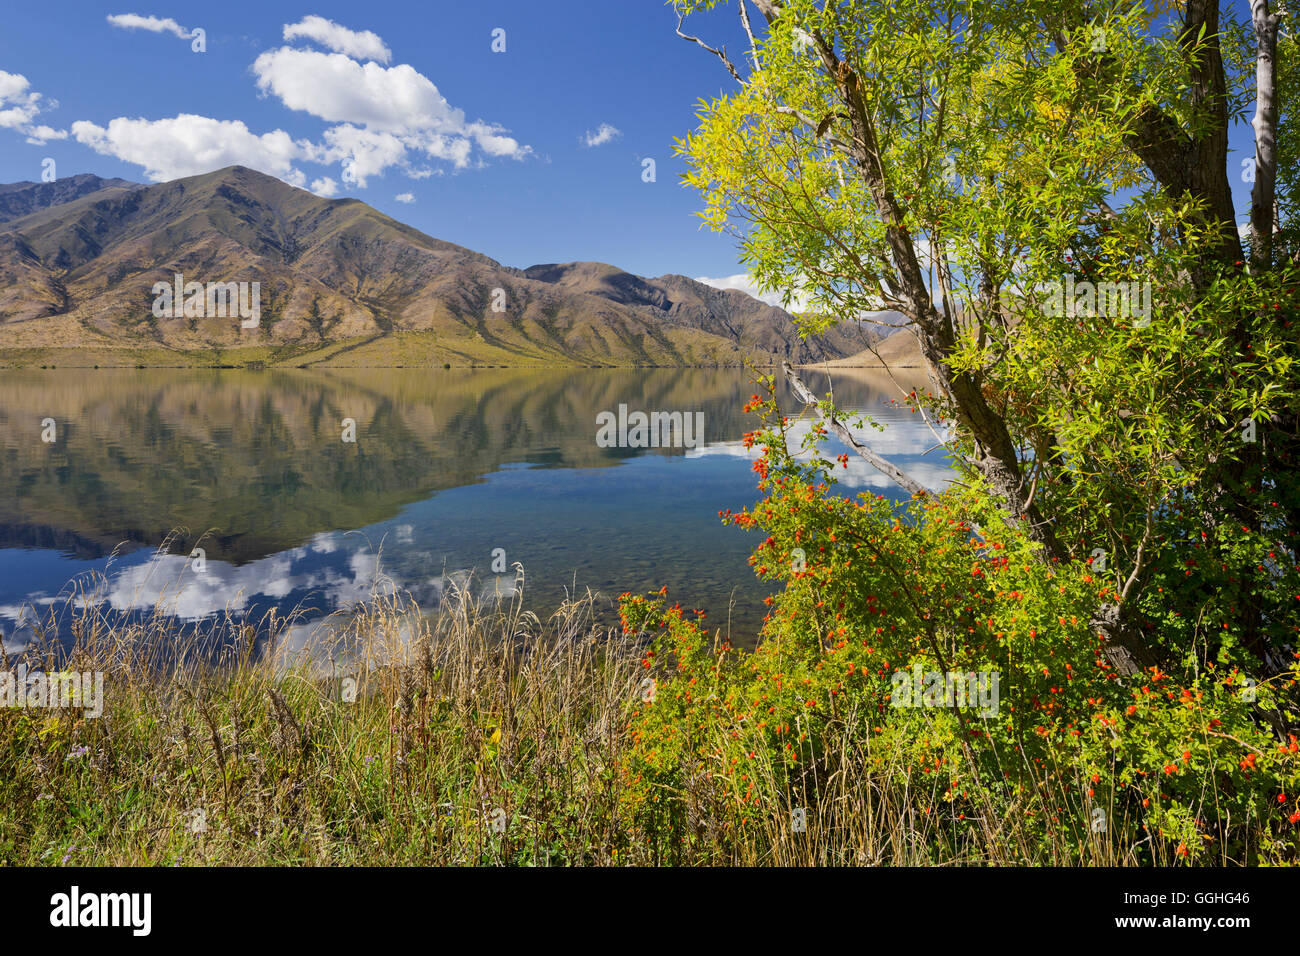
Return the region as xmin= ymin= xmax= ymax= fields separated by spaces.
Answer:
xmin=676 ymin=0 xmax=1299 ymax=683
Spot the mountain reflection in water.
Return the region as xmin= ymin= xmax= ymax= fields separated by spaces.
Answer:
xmin=0 ymin=366 xmax=949 ymax=658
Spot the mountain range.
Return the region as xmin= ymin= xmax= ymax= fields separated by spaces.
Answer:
xmin=0 ymin=166 xmax=907 ymax=367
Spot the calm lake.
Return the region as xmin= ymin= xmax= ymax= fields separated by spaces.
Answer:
xmin=0 ymin=366 xmax=950 ymax=655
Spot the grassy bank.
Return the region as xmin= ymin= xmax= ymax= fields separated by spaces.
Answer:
xmin=0 ymin=331 xmax=787 ymax=370
xmin=3 ymin=573 xmax=1293 ymax=866
xmin=0 ymin=337 xmax=570 ymax=369
xmin=1 ymin=581 xmax=642 ymax=866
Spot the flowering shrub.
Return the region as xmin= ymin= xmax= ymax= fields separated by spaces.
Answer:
xmin=619 ymin=378 xmax=1300 ymax=864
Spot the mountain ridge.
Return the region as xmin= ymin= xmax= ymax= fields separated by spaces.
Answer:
xmin=0 ymin=173 xmax=139 ymax=226
xmin=0 ymin=166 xmax=889 ymax=367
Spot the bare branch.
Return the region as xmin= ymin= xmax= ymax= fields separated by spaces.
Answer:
xmin=676 ymin=12 xmax=743 ymax=83
xmin=782 ymin=361 xmax=933 ymax=498
xmin=1120 ymin=509 xmax=1155 ymax=602
xmin=738 ymin=0 xmax=759 ymax=59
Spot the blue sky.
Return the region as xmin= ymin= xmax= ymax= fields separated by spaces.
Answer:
xmin=0 ymin=0 xmax=755 ymax=283
xmin=0 ymin=1 xmax=1265 ymax=292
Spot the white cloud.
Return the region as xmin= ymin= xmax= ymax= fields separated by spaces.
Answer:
xmin=467 ymin=121 xmax=526 ymax=158
xmin=70 ymin=113 xmax=308 ymax=182
xmin=0 ymin=70 xmax=66 ymax=144
xmin=283 ymin=15 xmax=391 ymax=63
xmin=106 ymin=13 xmax=192 ymax=39
xmin=0 ymin=72 xmax=38 ymax=101
xmin=394 ymin=192 xmax=414 ymax=203
xmin=696 ymin=272 xmax=906 ymax=323
xmin=696 ymin=272 xmax=809 ymax=311
xmin=253 ymin=49 xmax=457 ymax=131
xmin=66 ymin=18 xmax=530 ymax=189
xmin=583 ymin=123 xmax=621 ymax=147
xmin=252 ymin=37 xmax=531 ymax=181
xmin=23 ymin=124 xmax=66 ymax=144
xmin=313 ymin=124 xmax=409 ymax=186
xmin=416 ymin=132 xmax=472 ymax=168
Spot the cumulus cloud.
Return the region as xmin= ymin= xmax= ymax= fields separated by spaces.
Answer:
xmin=467 ymin=121 xmax=527 ymax=157
xmin=311 ymin=124 xmax=409 ymax=187
xmin=583 ymin=122 xmax=621 ymax=147
xmin=22 ymin=125 xmax=65 ymax=145
xmin=66 ymin=18 xmax=529 ymax=189
xmin=394 ymin=192 xmax=414 ymax=203
xmin=696 ymin=272 xmax=810 ymax=311
xmin=696 ymin=272 xmax=908 ymax=325
xmin=283 ymin=15 xmax=391 ymax=63
xmin=252 ymin=33 xmax=530 ymax=181
xmin=253 ymin=49 xmax=450 ymax=131
xmin=106 ymin=13 xmax=192 ymax=39
xmin=70 ymin=113 xmax=308 ymax=182
xmin=0 ymin=70 xmax=66 ymax=144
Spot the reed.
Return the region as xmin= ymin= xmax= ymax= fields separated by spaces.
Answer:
xmin=0 ymin=560 xmax=1277 ymax=865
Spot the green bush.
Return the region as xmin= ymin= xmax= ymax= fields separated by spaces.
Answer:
xmin=619 ymin=381 xmax=1300 ymax=865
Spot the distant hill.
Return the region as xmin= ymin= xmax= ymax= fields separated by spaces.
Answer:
xmin=804 ymin=325 xmax=925 ymax=368
xmin=0 ymin=173 xmax=137 ymax=225
xmin=0 ymin=166 xmax=874 ymax=367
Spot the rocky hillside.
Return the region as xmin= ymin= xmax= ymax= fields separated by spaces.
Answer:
xmin=0 ymin=166 xmax=871 ymax=366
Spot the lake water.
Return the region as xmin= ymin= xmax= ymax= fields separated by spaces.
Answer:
xmin=0 ymin=366 xmax=950 ymax=655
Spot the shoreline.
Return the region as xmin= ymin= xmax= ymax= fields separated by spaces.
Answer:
xmin=0 ymin=354 xmax=920 ymax=371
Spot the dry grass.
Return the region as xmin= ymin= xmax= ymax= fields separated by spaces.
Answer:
xmin=0 ymin=562 xmax=652 ymax=865
xmin=0 ymin=564 xmax=1256 ymax=866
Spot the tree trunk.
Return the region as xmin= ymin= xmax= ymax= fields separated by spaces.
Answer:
xmin=1251 ymin=0 xmax=1281 ymax=271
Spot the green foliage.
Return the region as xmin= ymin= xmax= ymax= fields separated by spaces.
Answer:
xmin=619 ymin=381 xmax=1300 ymax=863
xmin=666 ymin=6 xmax=1300 ymax=860
xmin=675 ymin=0 xmax=1300 ymax=616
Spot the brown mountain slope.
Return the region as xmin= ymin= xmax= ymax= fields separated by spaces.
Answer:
xmin=0 ymin=173 xmax=137 ymax=225
xmin=0 ymin=166 xmax=867 ymax=366
xmin=804 ymin=325 xmax=925 ymax=368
